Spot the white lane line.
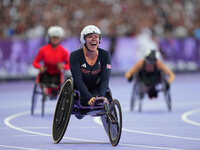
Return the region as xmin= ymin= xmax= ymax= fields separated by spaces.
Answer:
xmin=181 ymin=109 xmax=200 ymax=127
xmin=4 ymin=111 xmax=101 ymax=143
xmin=18 ymin=127 xmax=50 ymax=129
xmin=93 ymin=118 xmax=185 ymax=150
xmin=4 ymin=111 xmax=184 ymax=150
xmin=122 ymin=128 xmax=200 ymax=141
xmin=15 ymin=126 xmax=99 ymax=129
xmin=0 ymin=144 xmax=40 ymax=150
xmin=94 ymin=117 xmax=200 ymax=141
xmin=14 ymin=134 xmax=41 ymax=137
xmin=119 ymin=143 xmax=183 ymax=150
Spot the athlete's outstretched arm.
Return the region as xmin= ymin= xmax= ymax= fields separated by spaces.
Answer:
xmin=125 ymin=59 xmax=144 ymax=79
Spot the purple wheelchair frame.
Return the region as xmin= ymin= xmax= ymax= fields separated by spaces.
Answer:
xmin=71 ymin=90 xmax=109 ymax=117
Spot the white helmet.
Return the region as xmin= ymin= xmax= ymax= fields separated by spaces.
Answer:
xmin=47 ymin=26 xmax=64 ymax=38
xmin=80 ymin=25 xmax=101 ymax=44
xmin=145 ymin=49 xmax=160 ymax=59
xmin=144 ymin=49 xmax=161 ymax=64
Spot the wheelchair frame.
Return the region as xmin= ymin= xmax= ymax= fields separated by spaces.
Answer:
xmin=52 ymin=78 xmax=122 ymax=146
xmin=31 ymin=72 xmax=63 ymax=116
xmin=130 ymin=73 xmax=172 ymax=112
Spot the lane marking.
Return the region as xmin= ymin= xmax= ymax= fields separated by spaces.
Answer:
xmin=0 ymin=144 xmax=40 ymax=150
xmin=118 ymin=143 xmax=183 ymax=150
xmin=2 ymin=126 xmax=99 ymax=130
xmin=94 ymin=117 xmax=200 ymax=141
xmin=4 ymin=111 xmax=184 ymax=150
xmin=181 ymin=109 xmax=200 ymax=127
xmin=93 ymin=118 xmax=186 ymax=150
xmin=122 ymin=128 xmax=200 ymax=141
xmin=4 ymin=111 xmax=101 ymax=143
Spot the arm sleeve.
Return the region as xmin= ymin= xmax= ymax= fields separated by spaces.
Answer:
xmin=63 ymin=49 xmax=70 ymax=70
xmin=32 ymin=49 xmax=43 ymax=69
xmin=70 ymin=53 xmax=93 ymax=101
xmin=99 ymin=52 xmax=111 ymax=96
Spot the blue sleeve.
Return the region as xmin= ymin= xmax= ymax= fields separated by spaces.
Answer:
xmin=99 ymin=51 xmax=111 ymax=96
xmin=70 ymin=52 xmax=93 ymax=101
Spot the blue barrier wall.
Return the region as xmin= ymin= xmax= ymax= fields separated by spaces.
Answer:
xmin=0 ymin=36 xmax=199 ymax=78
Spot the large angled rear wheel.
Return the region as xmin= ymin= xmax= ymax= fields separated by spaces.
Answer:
xmin=52 ymin=78 xmax=73 ymax=143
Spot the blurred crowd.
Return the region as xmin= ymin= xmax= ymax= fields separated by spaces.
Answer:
xmin=1 ymin=0 xmax=200 ymax=39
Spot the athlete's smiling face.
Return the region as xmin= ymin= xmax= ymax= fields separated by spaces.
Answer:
xmin=85 ymin=33 xmax=100 ymax=51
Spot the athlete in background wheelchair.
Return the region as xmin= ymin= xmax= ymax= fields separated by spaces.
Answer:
xmin=52 ymin=25 xmax=122 ymax=146
xmin=31 ymin=26 xmax=70 ymax=116
xmin=125 ymin=50 xmax=175 ymax=112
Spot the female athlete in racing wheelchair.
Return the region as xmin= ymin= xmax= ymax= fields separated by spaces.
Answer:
xmin=52 ymin=25 xmax=122 ymax=146
xmin=31 ymin=26 xmax=70 ymax=116
xmin=125 ymin=50 xmax=175 ymax=112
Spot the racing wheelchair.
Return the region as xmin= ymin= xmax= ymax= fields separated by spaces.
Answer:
xmin=31 ymin=72 xmax=63 ymax=116
xmin=130 ymin=72 xmax=172 ymax=112
xmin=52 ymin=78 xmax=122 ymax=146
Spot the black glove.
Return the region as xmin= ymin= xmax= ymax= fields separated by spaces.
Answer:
xmin=128 ymin=75 xmax=133 ymax=82
xmin=165 ymin=80 xmax=170 ymax=90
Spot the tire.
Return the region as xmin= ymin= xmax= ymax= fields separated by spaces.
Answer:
xmin=138 ymin=99 xmax=143 ymax=112
xmin=107 ymin=99 xmax=122 ymax=146
xmin=130 ymin=82 xmax=137 ymax=111
xmin=31 ymin=83 xmax=41 ymax=115
xmin=164 ymin=90 xmax=172 ymax=112
xmin=52 ymin=78 xmax=74 ymax=143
